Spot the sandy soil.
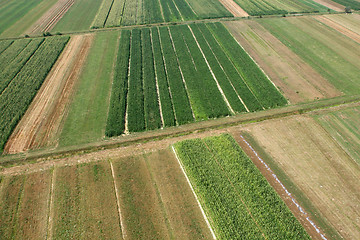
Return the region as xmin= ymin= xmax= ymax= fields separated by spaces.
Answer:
xmin=241 ymin=115 xmax=360 ymax=239
xmin=312 ymin=0 xmax=344 ymax=11
xmin=315 ymin=15 xmax=360 ymax=44
xmin=25 ymin=0 xmax=75 ymax=34
xmin=225 ymin=20 xmax=341 ymax=104
xmin=218 ymin=0 xmax=249 ymax=17
xmin=4 ymin=34 xmax=93 ymax=154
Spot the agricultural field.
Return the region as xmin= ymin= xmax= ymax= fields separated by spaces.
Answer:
xmin=0 ymin=36 xmax=69 ymax=153
xmin=106 ymin=23 xmax=286 ymax=136
xmin=314 ymin=105 xmax=360 ymax=165
xmin=0 ymin=149 xmax=213 ymax=239
xmin=329 ymin=0 xmax=360 ymax=10
xmin=232 ymin=0 xmax=331 ymax=16
xmin=174 ymin=134 xmax=310 ymax=239
xmin=225 ymin=20 xmax=341 ymax=103
xmin=91 ymin=0 xmax=232 ymax=28
xmin=240 ymin=115 xmax=360 ymax=239
xmin=260 ymin=16 xmax=360 ymax=95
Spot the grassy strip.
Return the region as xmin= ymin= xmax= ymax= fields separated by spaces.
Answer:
xmin=174 ymin=134 xmax=310 ymax=239
xmin=106 ymin=30 xmax=131 ymax=137
xmin=0 ymin=38 xmax=44 ymax=94
xmin=0 ymin=40 xmax=13 ymax=55
xmin=142 ymin=28 xmax=162 ymax=130
xmin=186 ymin=0 xmax=232 ymax=18
xmin=160 ymin=0 xmax=182 ymax=22
xmin=60 ymin=31 xmax=118 ymax=146
xmin=144 ymin=0 xmax=164 ymax=24
xmin=158 ymin=26 xmax=194 ymax=125
xmin=0 ymin=39 xmax=30 ymax=67
xmin=207 ymin=22 xmax=287 ymax=109
xmin=190 ymin=24 xmax=246 ymax=113
xmin=92 ymin=0 xmax=114 ymax=28
xmin=241 ymin=132 xmax=343 ymax=240
xmin=170 ymin=25 xmax=230 ymax=119
xmin=105 ymin=0 xmax=126 ymax=27
xmin=0 ymin=36 xmax=69 ymax=152
xmin=127 ymin=29 xmax=145 ymax=132
xmin=151 ymin=27 xmax=176 ymax=127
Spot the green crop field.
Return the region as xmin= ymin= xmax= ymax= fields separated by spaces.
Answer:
xmin=233 ymin=0 xmax=331 ymax=16
xmin=0 ymin=36 xmax=69 ymax=152
xmin=106 ymin=23 xmax=286 ymax=136
xmin=330 ymin=0 xmax=360 ymax=10
xmin=260 ymin=17 xmax=360 ymax=95
xmin=314 ymin=106 xmax=360 ymax=165
xmin=91 ymin=0 xmax=232 ymax=28
xmin=174 ymin=134 xmax=310 ymax=239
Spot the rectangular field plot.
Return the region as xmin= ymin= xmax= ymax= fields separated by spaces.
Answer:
xmin=314 ymin=105 xmax=360 ymax=165
xmin=0 ymin=36 xmax=69 ymax=153
xmin=112 ymin=149 xmax=213 ymax=239
xmin=91 ymin=0 xmax=232 ymax=28
xmin=233 ymin=0 xmax=330 ymax=16
xmin=260 ymin=17 xmax=360 ymax=96
xmin=242 ymin=116 xmax=360 ymax=239
xmin=106 ymin=23 xmax=286 ymax=136
xmin=173 ymin=134 xmax=310 ymax=239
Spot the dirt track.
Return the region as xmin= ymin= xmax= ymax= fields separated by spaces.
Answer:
xmin=218 ymin=0 xmax=249 ymax=17
xmin=25 ymin=0 xmax=75 ymax=35
xmin=4 ymin=34 xmax=93 ymax=154
xmin=315 ymin=15 xmax=360 ymax=44
xmin=225 ymin=20 xmax=341 ymax=103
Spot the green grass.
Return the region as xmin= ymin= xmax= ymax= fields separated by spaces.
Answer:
xmin=52 ymin=0 xmax=103 ymax=32
xmin=0 ymin=0 xmax=57 ymax=38
xmin=260 ymin=17 xmax=360 ymax=95
xmin=59 ymin=31 xmax=119 ymax=147
xmin=0 ymin=0 xmax=43 ymax=36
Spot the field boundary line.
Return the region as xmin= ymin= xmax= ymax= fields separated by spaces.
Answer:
xmin=124 ymin=32 xmax=132 ymax=135
xmin=171 ymin=146 xmax=217 ymax=239
xmin=168 ymin=27 xmax=196 ymax=120
xmin=188 ymin=25 xmax=235 ymax=115
xmin=183 ymin=0 xmax=198 ymax=18
xmin=239 ymin=135 xmax=327 ymax=240
xmin=170 ymin=0 xmax=185 ymax=21
xmin=157 ymin=0 xmax=165 ymax=21
xmin=46 ymin=167 xmax=56 ymax=240
xmin=109 ymin=160 xmax=127 ymax=239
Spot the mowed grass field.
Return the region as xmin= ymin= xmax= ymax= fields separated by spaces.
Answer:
xmin=260 ymin=16 xmax=360 ymax=95
xmin=0 ymin=149 xmax=213 ymax=239
xmin=241 ymin=115 xmax=360 ymax=239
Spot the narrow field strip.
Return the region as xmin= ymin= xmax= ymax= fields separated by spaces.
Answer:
xmin=4 ymin=35 xmax=93 ymax=154
xmin=218 ymin=0 xmax=249 ymax=17
xmin=46 ymin=168 xmax=56 ymax=240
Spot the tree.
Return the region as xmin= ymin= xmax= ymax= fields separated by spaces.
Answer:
xmin=345 ymin=6 xmax=352 ymax=13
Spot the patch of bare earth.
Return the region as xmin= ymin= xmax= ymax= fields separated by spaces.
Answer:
xmin=25 ymin=0 xmax=75 ymax=35
xmin=4 ymin=34 xmax=94 ymax=154
xmin=315 ymin=15 xmax=360 ymax=44
xmin=240 ymin=116 xmax=360 ymax=239
xmin=312 ymin=0 xmax=344 ymax=11
xmin=225 ymin=20 xmax=341 ymax=104
xmin=218 ymin=0 xmax=249 ymax=17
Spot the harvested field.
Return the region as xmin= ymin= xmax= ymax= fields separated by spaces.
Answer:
xmin=314 ymin=15 xmax=360 ymax=44
xmin=25 ymin=0 xmax=75 ymax=35
xmin=311 ymin=0 xmax=344 ymax=11
xmin=218 ymin=0 xmax=249 ymax=17
xmin=225 ymin=20 xmax=341 ymax=103
xmin=242 ymin=116 xmax=360 ymax=239
xmin=5 ymin=34 xmax=93 ymax=154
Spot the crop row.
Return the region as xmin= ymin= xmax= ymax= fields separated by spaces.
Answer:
xmin=0 ymin=36 xmax=69 ymax=152
xmin=173 ymin=134 xmax=310 ymax=239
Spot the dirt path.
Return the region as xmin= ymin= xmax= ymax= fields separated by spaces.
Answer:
xmin=25 ymin=0 xmax=75 ymax=35
xmin=225 ymin=20 xmax=341 ymax=104
xmin=218 ymin=0 xmax=249 ymax=17
xmin=315 ymin=15 xmax=360 ymax=44
xmin=4 ymin=34 xmax=94 ymax=154
xmin=312 ymin=0 xmax=344 ymax=11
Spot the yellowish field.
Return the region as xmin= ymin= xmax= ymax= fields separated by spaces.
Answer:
xmin=242 ymin=116 xmax=360 ymax=239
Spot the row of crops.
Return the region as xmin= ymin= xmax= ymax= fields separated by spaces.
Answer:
xmin=91 ymin=0 xmax=232 ymax=28
xmin=234 ymin=0 xmax=330 ymax=16
xmin=0 ymin=36 xmax=69 ymax=152
xmin=106 ymin=23 xmax=286 ymax=136
xmin=173 ymin=134 xmax=310 ymax=239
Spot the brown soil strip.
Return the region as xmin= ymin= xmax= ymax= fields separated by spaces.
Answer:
xmin=225 ymin=20 xmax=341 ymax=104
xmin=315 ymin=15 xmax=360 ymax=44
xmin=240 ymin=116 xmax=360 ymax=239
xmin=4 ymin=34 xmax=94 ymax=154
xmin=218 ymin=0 xmax=249 ymax=17
xmin=312 ymin=0 xmax=344 ymax=11
xmin=26 ymin=0 xmax=75 ymax=35
xmin=46 ymin=168 xmax=56 ymax=240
